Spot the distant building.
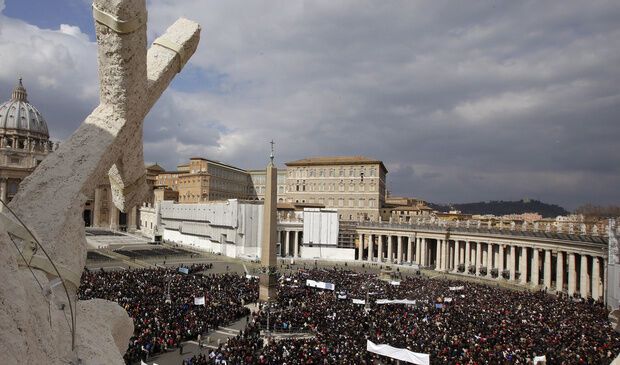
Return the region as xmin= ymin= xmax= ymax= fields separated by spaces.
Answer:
xmin=0 ymin=79 xmax=55 ymax=210
xmin=390 ymin=204 xmax=435 ymax=222
xmin=248 ymin=169 xmax=287 ymax=201
xmin=284 ymin=156 xmax=387 ymax=221
xmin=501 ymin=212 xmax=543 ymax=223
xmin=150 ymin=155 xmax=389 ymax=223
xmin=156 ymin=157 xmax=253 ymax=203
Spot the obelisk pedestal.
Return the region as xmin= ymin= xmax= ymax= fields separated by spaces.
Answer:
xmin=259 ymin=150 xmax=278 ymax=302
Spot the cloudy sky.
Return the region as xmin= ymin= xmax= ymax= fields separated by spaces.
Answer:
xmin=1 ymin=0 xmax=619 ymax=209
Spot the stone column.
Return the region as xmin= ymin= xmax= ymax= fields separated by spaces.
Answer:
xmin=407 ymin=236 xmax=414 ymax=263
xmin=531 ymin=249 xmax=539 ymax=287
xmin=556 ymin=251 xmax=564 ymax=292
xmin=397 ymin=236 xmax=403 ymax=263
xmin=498 ymin=244 xmax=505 ymax=275
xmin=445 ymin=240 xmax=451 ymax=271
xmin=435 ymin=239 xmax=442 ymax=270
xmin=519 ymin=247 xmax=528 ymax=285
xmin=592 ymin=257 xmax=601 ymax=301
xmin=476 ymin=241 xmax=482 ymax=275
xmin=421 ymin=237 xmax=427 ymax=266
xmin=544 ymin=250 xmax=552 ymax=290
xmin=448 ymin=242 xmax=454 ymax=271
xmin=567 ymin=253 xmax=576 ymax=296
xmin=358 ymin=233 xmax=364 ymax=261
xmin=294 ymin=231 xmax=299 ymax=257
xmin=580 ymin=255 xmax=590 ymax=298
xmin=0 ymin=178 xmax=6 ymax=212
xmin=93 ymin=186 xmax=103 ymax=227
xmin=387 ymin=235 xmax=393 ymax=263
xmin=368 ymin=234 xmax=374 ymax=262
xmin=486 ymin=243 xmax=493 ymax=278
xmin=509 ymin=245 xmax=516 ymax=281
xmin=127 ymin=205 xmax=137 ymax=232
xmin=416 ymin=237 xmax=422 ymax=265
xmin=378 ymin=235 xmax=384 ymax=263
xmin=110 ymin=203 xmax=120 ymax=230
xmin=465 ymin=241 xmax=471 ymax=273
xmin=451 ymin=241 xmax=458 ymax=273
xmin=284 ymin=230 xmax=290 ymax=256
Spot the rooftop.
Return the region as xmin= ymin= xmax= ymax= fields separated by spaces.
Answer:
xmin=286 ymin=156 xmax=387 ymax=172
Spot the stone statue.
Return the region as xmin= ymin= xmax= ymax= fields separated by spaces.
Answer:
xmin=0 ymin=0 xmax=199 ymax=364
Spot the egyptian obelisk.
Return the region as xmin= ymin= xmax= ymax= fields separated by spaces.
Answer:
xmin=259 ymin=141 xmax=278 ymax=301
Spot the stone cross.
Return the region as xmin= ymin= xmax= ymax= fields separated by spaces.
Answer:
xmin=0 ymin=0 xmax=199 ymax=363
xmin=9 ymin=0 xmax=199 ymax=283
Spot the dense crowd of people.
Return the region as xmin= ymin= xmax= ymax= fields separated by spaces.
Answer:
xmin=78 ymin=265 xmax=257 ymax=364
xmin=184 ymin=267 xmax=620 ymax=365
xmin=79 ymin=264 xmax=620 ymax=364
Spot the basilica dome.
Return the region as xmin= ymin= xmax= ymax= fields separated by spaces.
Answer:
xmin=0 ymin=79 xmax=49 ymax=138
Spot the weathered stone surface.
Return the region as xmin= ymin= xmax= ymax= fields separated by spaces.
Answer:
xmin=0 ymin=0 xmax=200 ymax=363
xmin=76 ymin=299 xmax=134 ymax=365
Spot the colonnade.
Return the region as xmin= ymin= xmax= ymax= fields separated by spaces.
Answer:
xmin=356 ymin=233 xmax=606 ymax=301
xmin=278 ymin=229 xmax=302 ymax=257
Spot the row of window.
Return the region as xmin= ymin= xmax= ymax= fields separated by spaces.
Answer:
xmin=289 ymin=166 xmax=377 ymax=178
xmin=291 ymin=197 xmax=376 ymax=208
xmin=293 ymin=182 xmax=376 ymax=192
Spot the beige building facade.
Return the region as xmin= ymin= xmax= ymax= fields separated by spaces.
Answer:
xmin=284 ymin=156 xmax=387 ymax=221
xmin=156 ymin=157 xmax=252 ymax=203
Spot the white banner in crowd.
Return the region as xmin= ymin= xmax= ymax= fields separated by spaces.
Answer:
xmin=245 ymin=274 xmax=258 ymax=279
xmin=376 ymin=299 xmax=417 ymax=305
xmin=194 ymin=296 xmax=205 ymax=306
xmin=306 ymin=279 xmax=335 ymax=291
xmin=366 ymin=340 xmax=430 ymax=365
xmin=390 ymin=281 xmax=401 ymax=286
xmin=533 ymin=355 xmax=547 ymax=364
xmin=352 ymin=299 xmax=366 ymax=305
xmin=178 ymin=267 xmax=189 ymax=275
xmin=449 ymin=286 xmax=464 ymax=291
xmin=443 ymin=297 xmax=453 ymax=303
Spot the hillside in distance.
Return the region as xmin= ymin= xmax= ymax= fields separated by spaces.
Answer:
xmin=428 ymin=199 xmax=569 ymax=218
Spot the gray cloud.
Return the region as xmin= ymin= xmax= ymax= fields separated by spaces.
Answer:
xmin=2 ymin=0 xmax=620 ymax=209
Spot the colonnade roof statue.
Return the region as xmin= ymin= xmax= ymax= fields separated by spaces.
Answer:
xmin=0 ymin=0 xmax=200 ymax=363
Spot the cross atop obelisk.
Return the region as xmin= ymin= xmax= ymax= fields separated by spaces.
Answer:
xmin=269 ymin=139 xmax=275 ymax=163
xmin=260 ymin=141 xmax=278 ymax=301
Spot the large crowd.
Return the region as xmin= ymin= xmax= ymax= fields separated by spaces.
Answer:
xmin=184 ymin=267 xmax=620 ymax=365
xmin=79 ymin=264 xmax=620 ymax=364
xmin=78 ymin=265 xmax=257 ymax=364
